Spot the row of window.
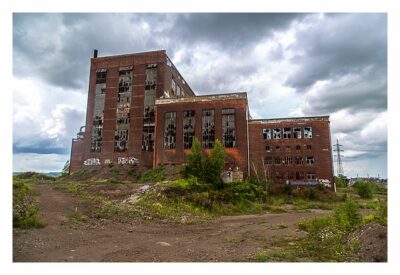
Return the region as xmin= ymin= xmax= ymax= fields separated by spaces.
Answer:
xmin=264 ymin=156 xmax=315 ymax=165
xmin=273 ymin=171 xmax=316 ymax=180
xmin=163 ymin=109 xmax=236 ymax=149
xmin=263 ymin=127 xmax=313 ymax=140
xmin=266 ymin=144 xmax=312 ymax=152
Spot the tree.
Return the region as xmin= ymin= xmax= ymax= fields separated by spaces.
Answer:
xmin=184 ymin=138 xmax=204 ymax=178
xmin=61 ymin=160 xmax=70 ymax=176
xmin=203 ymin=139 xmax=225 ymax=188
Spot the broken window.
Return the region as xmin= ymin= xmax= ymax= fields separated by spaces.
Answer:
xmin=114 ymin=129 xmax=129 ymax=152
xmin=202 ymin=109 xmax=215 ymax=148
xmin=284 ymin=156 xmax=293 ymax=165
xmin=142 ymin=66 xmax=157 ymax=151
xmin=307 ymin=173 xmax=316 ymax=180
xmin=274 ymin=157 xmax=282 ymax=165
xmin=91 ymin=69 xmax=107 ymax=152
xmin=304 ymin=127 xmax=313 ymax=139
xmin=264 ymin=156 xmax=273 ymax=164
xmin=283 ymin=127 xmax=291 ymax=139
xmin=306 ymin=145 xmax=312 ymax=150
xmin=164 ymin=112 xmax=176 ymax=149
xmin=294 ymin=156 xmax=304 ymax=165
xmin=95 ymin=69 xmax=107 ymax=84
xmin=296 ymin=171 xmax=305 ymax=180
xmin=222 ymin=108 xmax=236 ymax=147
xmin=114 ymin=67 xmax=132 ymax=152
xmin=171 ymin=79 xmax=177 ymax=96
xmin=293 ymin=127 xmax=302 ymax=139
xmin=306 ymin=156 xmax=315 ymax=165
xmin=265 ymin=145 xmax=271 ymax=152
xmin=273 ymin=128 xmax=281 ymax=139
xmin=183 ymin=110 xmax=195 ymax=149
xmin=263 ymin=128 xmax=271 ymax=140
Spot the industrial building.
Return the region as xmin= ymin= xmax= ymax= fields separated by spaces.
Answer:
xmin=70 ymin=50 xmax=334 ymax=187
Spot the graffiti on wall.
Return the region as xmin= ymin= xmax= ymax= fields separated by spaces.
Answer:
xmin=104 ymin=159 xmax=112 ymax=164
xmin=117 ymin=157 xmax=140 ymax=165
xmin=317 ymin=179 xmax=332 ymax=188
xmin=83 ymin=158 xmax=101 ymax=166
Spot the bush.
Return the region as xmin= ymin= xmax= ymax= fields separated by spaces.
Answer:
xmin=138 ymin=167 xmax=166 ymax=183
xmin=353 ymin=181 xmax=375 ymax=199
xmin=183 ymin=138 xmax=225 ymax=188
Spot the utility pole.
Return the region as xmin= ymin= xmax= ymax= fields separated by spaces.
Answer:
xmin=333 ymin=139 xmax=344 ymax=177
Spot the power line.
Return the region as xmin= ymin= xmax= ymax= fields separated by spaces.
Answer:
xmin=333 ymin=139 xmax=344 ymax=177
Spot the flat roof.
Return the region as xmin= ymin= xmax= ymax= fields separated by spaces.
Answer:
xmin=249 ymin=115 xmax=330 ymax=124
xmin=155 ymin=92 xmax=247 ymax=105
xmin=92 ymin=49 xmax=166 ymax=60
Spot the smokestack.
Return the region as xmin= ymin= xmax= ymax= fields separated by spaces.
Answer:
xmin=93 ymin=49 xmax=98 ymax=58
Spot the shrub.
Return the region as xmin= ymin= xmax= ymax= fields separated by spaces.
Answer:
xmin=353 ymin=181 xmax=375 ymax=199
xmin=138 ymin=166 xmax=166 ymax=183
xmin=183 ymin=138 xmax=225 ymax=188
xmin=202 ymin=139 xmax=225 ymax=188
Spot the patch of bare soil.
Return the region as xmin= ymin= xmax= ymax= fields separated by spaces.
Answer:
xmin=13 ymin=184 xmax=330 ymax=262
xmin=349 ymin=223 xmax=387 ymax=262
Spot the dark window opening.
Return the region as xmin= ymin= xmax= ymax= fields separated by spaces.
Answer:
xmin=304 ymin=127 xmax=313 ymax=139
xmin=142 ymin=126 xmax=154 ymax=151
xmin=306 ymin=156 xmax=315 ymax=165
xmin=263 ymin=128 xmax=271 ymax=140
xmin=295 ymin=156 xmax=304 ymax=164
xmin=273 ymin=128 xmax=281 ymax=139
xmin=222 ymin=108 xmax=236 ymax=147
xmin=293 ymin=127 xmax=302 ymax=139
xmin=307 ymin=173 xmax=316 ymax=180
xmin=142 ymin=67 xmax=157 ymax=151
xmin=96 ymin=71 xmax=107 ymax=84
xmin=265 ymin=145 xmax=271 ymax=152
xmin=183 ymin=110 xmax=195 ymax=149
xmin=307 ymin=145 xmax=312 ymax=150
xmin=283 ymin=127 xmax=291 ymax=139
xmin=114 ymin=129 xmax=128 ymax=152
xmin=284 ymin=156 xmax=293 ymax=165
xmin=296 ymin=145 xmax=301 ymax=150
xmin=202 ymin=109 xmax=215 ymax=148
xmin=164 ymin=112 xmax=176 ymax=149
xmin=296 ymin=172 xmax=305 ymax=180
xmin=274 ymin=157 xmax=282 ymax=165
xmin=265 ymin=156 xmax=273 ymax=164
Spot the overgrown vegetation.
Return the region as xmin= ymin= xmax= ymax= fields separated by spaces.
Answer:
xmin=13 ymin=179 xmax=46 ymax=229
xmin=353 ymin=180 xmax=375 ymax=199
xmin=182 ymin=138 xmax=225 ymax=188
xmin=296 ymin=198 xmax=363 ymax=261
xmin=138 ymin=166 xmax=166 ymax=183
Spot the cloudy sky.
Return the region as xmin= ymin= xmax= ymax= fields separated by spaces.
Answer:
xmin=12 ymin=13 xmax=387 ymax=178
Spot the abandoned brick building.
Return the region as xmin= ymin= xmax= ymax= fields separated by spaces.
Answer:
xmin=70 ymin=50 xmax=334 ymax=187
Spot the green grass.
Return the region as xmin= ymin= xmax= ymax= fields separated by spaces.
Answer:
xmin=13 ymin=179 xmax=46 ymax=229
xmin=138 ymin=167 xmax=166 ymax=183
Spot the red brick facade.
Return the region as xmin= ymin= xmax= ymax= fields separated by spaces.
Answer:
xmin=70 ymin=50 xmax=334 ymax=188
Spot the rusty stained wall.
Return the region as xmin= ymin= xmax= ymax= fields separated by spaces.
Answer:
xmin=248 ymin=117 xmax=334 ymax=187
xmin=154 ymin=95 xmax=249 ymax=174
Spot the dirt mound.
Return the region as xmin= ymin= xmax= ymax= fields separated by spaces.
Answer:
xmin=349 ymin=222 xmax=387 ymax=262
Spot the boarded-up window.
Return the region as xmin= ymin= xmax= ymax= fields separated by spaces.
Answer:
xmin=222 ymin=108 xmax=236 ymax=147
xmin=183 ymin=110 xmax=195 ymax=149
xmin=202 ymin=109 xmax=215 ymax=148
xmin=164 ymin=112 xmax=176 ymax=149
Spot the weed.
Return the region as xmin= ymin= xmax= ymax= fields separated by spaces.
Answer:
xmin=138 ymin=167 xmax=166 ymax=183
xmin=277 ymin=223 xmax=288 ymax=229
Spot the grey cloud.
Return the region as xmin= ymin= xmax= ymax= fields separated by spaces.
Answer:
xmin=286 ymin=13 xmax=387 ymax=92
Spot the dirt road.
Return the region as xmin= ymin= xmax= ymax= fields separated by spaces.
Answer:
xmin=13 ymin=184 xmax=329 ymax=262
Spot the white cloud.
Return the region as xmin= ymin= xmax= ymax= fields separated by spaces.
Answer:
xmin=13 ymin=153 xmax=69 ymax=173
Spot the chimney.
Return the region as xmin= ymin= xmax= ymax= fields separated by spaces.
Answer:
xmin=93 ymin=49 xmax=98 ymax=58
